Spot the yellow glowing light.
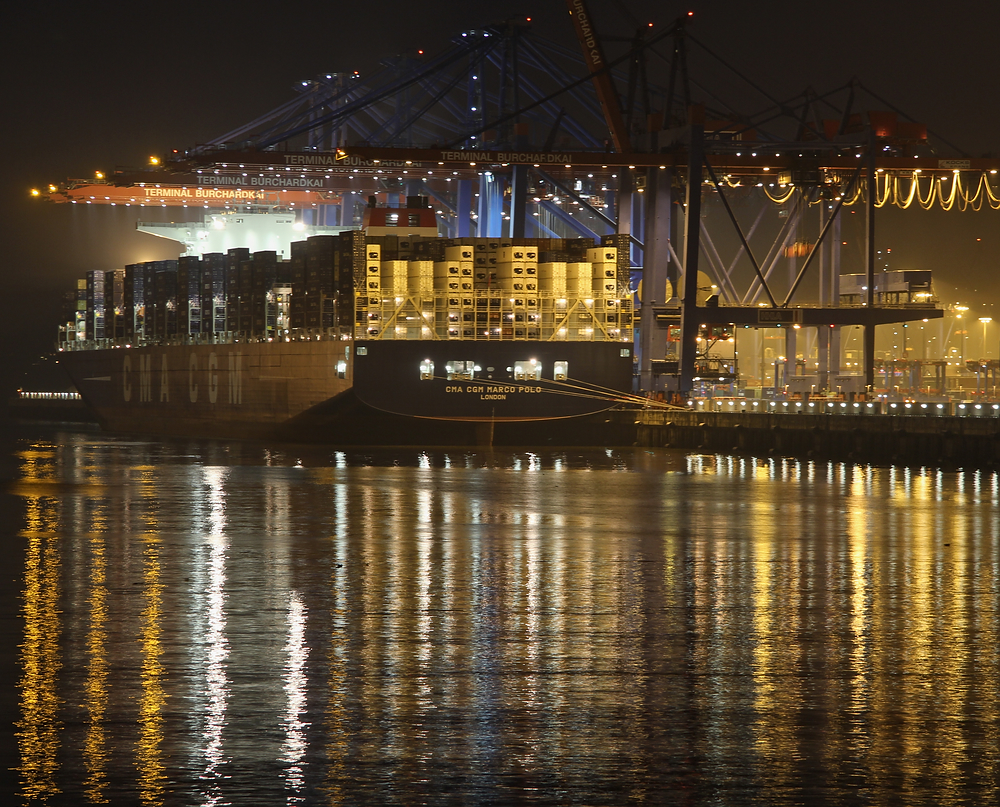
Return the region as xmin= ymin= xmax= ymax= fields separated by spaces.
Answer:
xmin=30 ymin=188 xmax=40 ymax=197
xmin=149 ymin=156 xmax=160 ymax=166
xmin=95 ymin=171 xmax=104 ymax=179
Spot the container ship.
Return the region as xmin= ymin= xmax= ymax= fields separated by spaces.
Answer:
xmin=56 ymin=200 xmax=636 ymax=445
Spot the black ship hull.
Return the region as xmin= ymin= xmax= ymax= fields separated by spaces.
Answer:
xmin=58 ymin=339 xmax=635 ymax=446
xmin=353 ymin=340 xmax=632 ymax=421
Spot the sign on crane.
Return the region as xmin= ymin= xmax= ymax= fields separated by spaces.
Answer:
xmin=565 ymin=0 xmax=632 ymax=153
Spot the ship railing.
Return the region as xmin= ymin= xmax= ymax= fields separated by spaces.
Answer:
xmin=56 ymin=328 xmax=356 ymax=351
xmin=18 ymin=390 xmax=82 ymax=401
xmin=690 ymin=398 xmax=1000 ymax=417
xmin=355 ymin=289 xmax=634 ymax=343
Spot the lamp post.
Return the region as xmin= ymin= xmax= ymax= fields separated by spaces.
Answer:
xmin=981 ymin=317 xmax=994 ymax=400
xmin=955 ymin=305 xmax=969 ymax=361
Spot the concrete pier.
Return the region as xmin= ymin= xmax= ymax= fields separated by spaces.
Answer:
xmin=632 ymin=409 xmax=1000 ymax=467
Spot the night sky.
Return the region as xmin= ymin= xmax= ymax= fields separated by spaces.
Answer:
xmin=4 ymin=0 xmax=1000 ymax=393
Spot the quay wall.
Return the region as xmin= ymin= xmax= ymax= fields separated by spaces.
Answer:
xmin=632 ymin=410 xmax=1000 ymax=467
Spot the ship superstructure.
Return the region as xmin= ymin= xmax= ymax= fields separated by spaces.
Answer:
xmin=137 ymin=208 xmax=353 ymax=258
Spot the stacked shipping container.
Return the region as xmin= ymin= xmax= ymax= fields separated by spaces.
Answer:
xmin=62 ymin=234 xmax=633 ymax=347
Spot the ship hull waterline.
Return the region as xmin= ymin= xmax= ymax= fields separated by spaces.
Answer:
xmin=58 ymin=340 xmax=635 ymax=446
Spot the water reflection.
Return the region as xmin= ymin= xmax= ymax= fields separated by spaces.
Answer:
xmin=281 ymin=592 xmax=309 ymax=802
xmin=198 ymin=467 xmax=229 ymax=804
xmin=83 ymin=525 xmax=109 ymax=803
xmin=6 ymin=432 xmax=1000 ymax=804
xmin=17 ymin=491 xmax=62 ymax=802
xmin=137 ymin=534 xmax=166 ymax=805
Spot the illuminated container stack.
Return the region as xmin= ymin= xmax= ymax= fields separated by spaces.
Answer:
xmin=225 ymin=248 xmax=250 ymax=335
xmin=407 ymin=260 xmax=435 ymax=295
xmin=496 ymin=244 xmax=539 ymax=339
xmin=381 ymin=259 xmax=408 ymax=296
xmin=564 ymin=262 xmax=589 ymax=297
xmin=473 ymin=240 xmax=501 ymax=288
xmin=177 ymin=255 xmax=202 ymax=336
xmin=84 ymin=270 xmax=105 ymax=341
xmin=148 ymin=260 xmax=178 ymax=340
xmin=588 ymin=246 xmax=618 ymax=298
xmin=288 ymin=240 xmax=307 ymax=330
xmin=61 ymin=234 xmax=635 ymax=347
xmin=123 ymin=264 xmax=145 ymax=341
xmin=599 ymin=235 xmax=634 ymax=338
xmin=201 ymin=252 xmax=227 ymax=335
xmin=401 ymin=259 xmax=434 ymax=339
xmin=433 ymin=259 xmax=462 ymax=293
xmin=537 ymin=261 xmax=567 ymax=296
xmin=303 ymin=237 xmax=335 ymax=331
xmin=249 ymin=250 xmax=279 ymax=336
xmin=104 ymin=269 xmax=124 ymax=340
xmin=73 ymin=278 xmax=87 ymax=341
xmin=436 ymin=246 xmax=467 ymax=340
xmin=358 ymin=242 xmax=381 ymax=338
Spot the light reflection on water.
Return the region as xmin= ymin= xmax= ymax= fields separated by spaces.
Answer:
xmin=198 ymin=467 xmax=229 ymax=805
xmin=5 ymin=430 xmax=1000 ymax=805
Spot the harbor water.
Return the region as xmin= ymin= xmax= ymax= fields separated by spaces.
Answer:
xmin=1 ymin=423 xmax=998 ymax=805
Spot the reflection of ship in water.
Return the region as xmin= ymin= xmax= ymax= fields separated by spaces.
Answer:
xmin=55 ymin=202 xmax=637 ymax=445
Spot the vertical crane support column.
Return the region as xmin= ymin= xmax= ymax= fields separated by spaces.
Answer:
xmin=678 ymin=123 xmax=704 ymax=396
xmin=830 ymin=212 xmax=842 ymax=378
xmin=457 ymin=180 xmax=473 ymax=237
xmin=617 ymin=170 xmax=634 ymax=236
xmin=640 ymin=167 xmax=672 ymax=390
xmin=509 ymin=164 xmax=528 ymax=239
xmin=784 ymin=327 xmax=797 ymax=383
xmin=817 ymin=202 xmax=831 ymax=389
xmin=864 ymin=135 xmax=877 ymax=389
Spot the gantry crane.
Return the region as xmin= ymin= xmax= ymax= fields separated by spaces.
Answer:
xmin=38 ymin=4 xmax=1000 ymax=395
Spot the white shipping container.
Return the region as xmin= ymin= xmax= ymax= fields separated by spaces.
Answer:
xmin=498 ymin=246 xmax=538 ymax=263
xmin=538 ymin=262 xmax=567 ymax=279
xmin=496 ymin=262 xmax=528 ymax=278
xmin=587 ymin=247 xmax=617 ymax=263
xmin=591 ymin=262 xmax=616 ymax=279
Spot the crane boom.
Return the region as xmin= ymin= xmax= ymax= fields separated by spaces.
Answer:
xmin=565 ymin=0 xmax=632 ymax=152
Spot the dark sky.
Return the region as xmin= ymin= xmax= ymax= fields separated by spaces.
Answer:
xmin=3 ymin=0 xmax=1000 ymax=392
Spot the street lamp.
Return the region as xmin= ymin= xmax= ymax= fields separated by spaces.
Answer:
xmin=955 ymin=305 xmax=969 ymax=361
